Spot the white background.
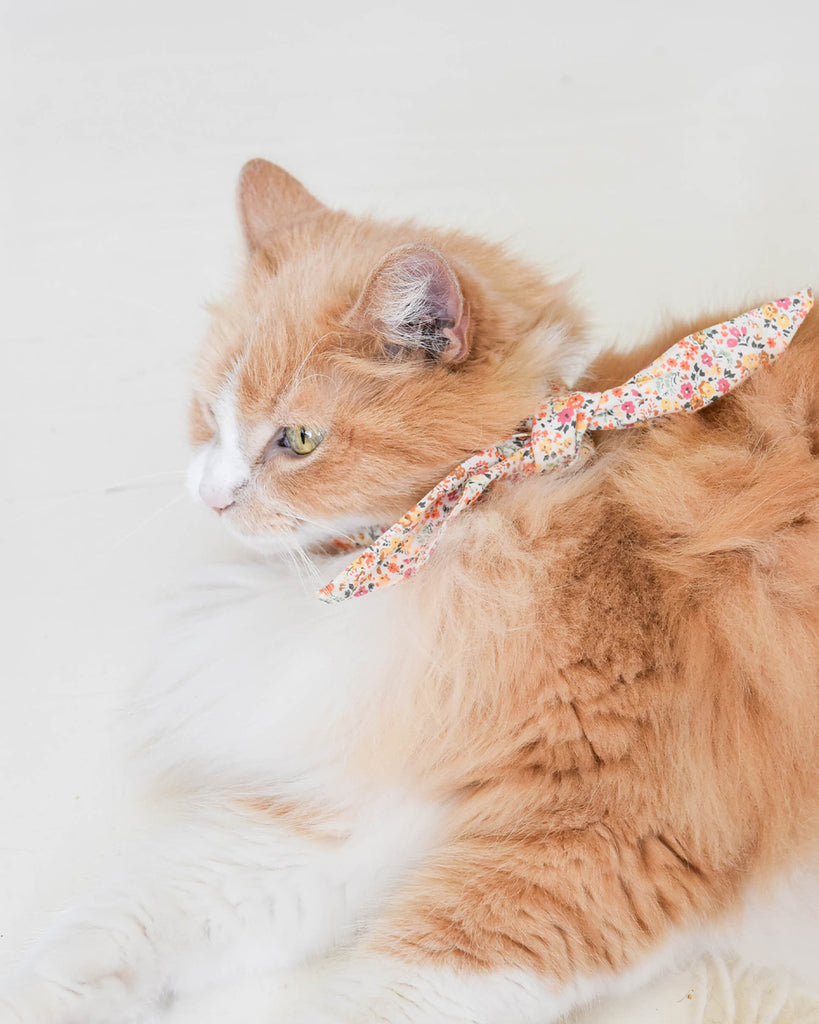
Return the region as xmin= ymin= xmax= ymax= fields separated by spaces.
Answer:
xmin=2 ymin=0 xmax=818 ymax=1017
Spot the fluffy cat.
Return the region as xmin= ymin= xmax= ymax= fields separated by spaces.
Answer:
xmin=2 ymin=159 xmax=818 ymax=1024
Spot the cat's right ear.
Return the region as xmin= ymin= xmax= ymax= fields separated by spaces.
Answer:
xmin=238 ymin=159 xmax=326 ymax=252
xmin=347 ymin=245 xmax=471 ymax=365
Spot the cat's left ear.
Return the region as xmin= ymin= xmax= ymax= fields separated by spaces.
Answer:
xmin=238 ymin=159 xmax=327 ymax=251
xmin=347 ymin=244 xmax=470 ymax=365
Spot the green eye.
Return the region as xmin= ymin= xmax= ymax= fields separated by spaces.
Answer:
xmin=283 ymin=425 xmax=325 ymax=455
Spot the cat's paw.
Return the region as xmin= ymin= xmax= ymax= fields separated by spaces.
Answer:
xmin=0 ymin=981 xmax=149 ymax=1024
xmin=152 ymin=976 xmax=289 ymax=1024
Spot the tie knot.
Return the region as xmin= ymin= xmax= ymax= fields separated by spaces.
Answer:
xmin=531 ymin=393 xmax=598 ymax=471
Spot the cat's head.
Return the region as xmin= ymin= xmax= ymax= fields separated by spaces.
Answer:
xmin=187 ymin=159 xmax=586 ymax=548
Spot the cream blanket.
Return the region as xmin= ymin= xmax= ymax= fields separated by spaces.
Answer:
xmin=576 ymin=956 xmax=819 ymax=1024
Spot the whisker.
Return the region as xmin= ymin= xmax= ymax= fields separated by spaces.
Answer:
xmin=4 ymin=473 xmax=186 ymax=525
xmin=53 ymin=491 xmax=189 ymax=602
xmin=286 ymin=372 xmax=340 ymax=396
xmin=281 ymin=332 xmax=339 ymax=403
xmin=102 ymin=469 xmax=186 ymax=494
xmin=292 ymin=543 xmax=321 ymax=584
xmin=106 ymin=493 xmax=187 ymax=554
xmin=282 ymin=544 xmax=312 ymax=589
xmin=262 ymin=499 xmax=361 ymax=548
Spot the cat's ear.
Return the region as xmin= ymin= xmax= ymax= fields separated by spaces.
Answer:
xmin=238 ymin=159 xmax=326 ymax=251
xmin=347 ymin=244 xmax=470 ymax=365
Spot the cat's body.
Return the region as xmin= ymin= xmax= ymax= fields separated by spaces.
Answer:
xmin=2 ymin=161 xmax=818 ymax=1024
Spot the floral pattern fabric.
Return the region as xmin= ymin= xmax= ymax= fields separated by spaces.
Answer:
xmin=318 ymin=290 xmax=814 ymax=603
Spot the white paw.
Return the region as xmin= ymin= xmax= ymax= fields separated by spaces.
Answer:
xmin=157 ymin=975 xmax=288 ymax=1024
xmin=0 ymin=979 xmax=152 ymax=1024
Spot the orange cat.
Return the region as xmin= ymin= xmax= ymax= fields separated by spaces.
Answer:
xmin=2 ymin=159 xmax=817 ymax=1024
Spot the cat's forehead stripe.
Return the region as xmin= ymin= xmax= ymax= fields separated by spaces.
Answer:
xmin=232 ymin=332 xmax=335 ymax=426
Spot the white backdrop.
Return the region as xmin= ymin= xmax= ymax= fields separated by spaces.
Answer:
xmin=2 ymin=0 xmax=818 ymax=1018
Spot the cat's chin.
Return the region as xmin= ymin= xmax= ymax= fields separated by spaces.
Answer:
xmin=221 ymin=514 xmax=375 ymax=560
xmin=219 ymin=518 xmax=307 ymax=556
xmin=225 ymin=527 xmax=303 ymax=556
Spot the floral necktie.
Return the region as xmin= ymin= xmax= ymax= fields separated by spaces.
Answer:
xmin=319 ymin=290 xmax=814 ymax=603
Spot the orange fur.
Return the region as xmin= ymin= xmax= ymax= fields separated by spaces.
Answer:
xmin=364 ymin=313 xmax=819 ymax=978
xmin=194 ymin=160 xmax=819 ymax=985
xmin=233 ymin=796 xmax=348 ymax=842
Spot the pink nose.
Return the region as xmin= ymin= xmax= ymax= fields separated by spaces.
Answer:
xmin=199 ymin=481 xmax=236 ymax=513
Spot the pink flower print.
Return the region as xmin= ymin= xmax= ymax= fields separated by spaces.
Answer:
xmin=717 ymin=378 xmax=730 ymax=394
xmin=775 ymin=298 xmax=791 ymax=309
xmin=700 ymin=352 xmax=713 ymax=366
xmin=621 ymin=400 xmax=635 ymax=415
xmin=726 ymin=336 xmax=738 ymax=348
xmin=557 ymin=408 xmax=574 ymax=425
xmin=679 ymin=382 xmax=694 ymax=400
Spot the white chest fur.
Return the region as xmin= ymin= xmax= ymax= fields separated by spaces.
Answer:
xmin=130 ymin=555 xmax=408 ymax=805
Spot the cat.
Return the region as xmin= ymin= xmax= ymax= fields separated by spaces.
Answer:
xmin=2 ymin=158 xmax=818 ymax=1024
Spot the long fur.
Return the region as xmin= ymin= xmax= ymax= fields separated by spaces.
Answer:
xmin=2 ymin=161 xmax=817 ymax=1024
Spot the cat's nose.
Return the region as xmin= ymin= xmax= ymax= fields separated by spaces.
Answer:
xmin=199 ymin=480 xmax=237 ymax=513
xmin=195 ymin=444 xmax=250 ymax=513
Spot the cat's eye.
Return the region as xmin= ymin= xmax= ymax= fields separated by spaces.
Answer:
xmin=281 ymin=425 xmax=325 ymax=456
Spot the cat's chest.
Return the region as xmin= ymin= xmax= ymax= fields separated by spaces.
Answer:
xmin=132 ymin=558 xmax=409 ymax=799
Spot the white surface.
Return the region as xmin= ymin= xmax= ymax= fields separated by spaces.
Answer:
xmin=2 ymin=0 xmax=819 ymax=1015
